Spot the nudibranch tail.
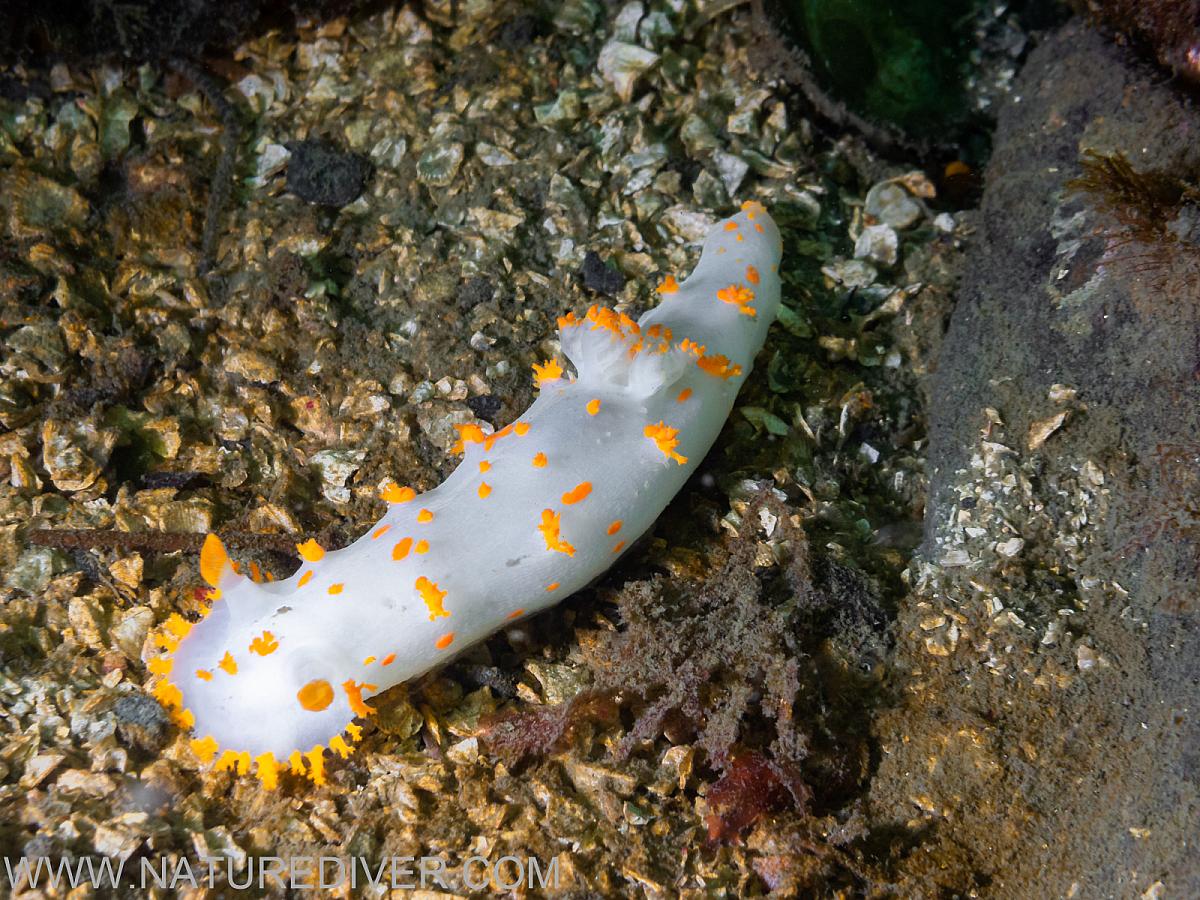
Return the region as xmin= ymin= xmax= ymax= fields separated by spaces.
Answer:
xmin=149 ymin=200 xmax=783 ymax=787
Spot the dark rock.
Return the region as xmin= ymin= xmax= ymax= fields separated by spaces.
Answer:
xmin=114 ymin=692 xmax=170 ymax=752
xmin=497 ymin=13 xmax=548 ymax=51
xmin=466 ymin=394 xmax=503 ymax=423
xmin=457 ymin=276 xmax=495 ymax=309
xmin=580 ymin=251 xmax=625 ymax=296
xmin=286 ymin=138 xmax=372 ymax=207
xmin=876 ymin=21 xmax=1200 ymax=896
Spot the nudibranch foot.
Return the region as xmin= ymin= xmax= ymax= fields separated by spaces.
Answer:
xmin=149 ymin=200 xmax=784 ymax=784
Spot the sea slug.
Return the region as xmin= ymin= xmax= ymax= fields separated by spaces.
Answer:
xmin=150 ymin=201 xmax=783 ymax=787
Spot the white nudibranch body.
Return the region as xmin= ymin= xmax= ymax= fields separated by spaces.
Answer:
xmin=150 ymin=202 xmax=783 ymax=787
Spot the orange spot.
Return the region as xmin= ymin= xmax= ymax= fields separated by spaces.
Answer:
xmin=255 ymin=753 xmax=279 ymax=790
xmin=753 ymin=223 xmax=763 ymax=233
xmin=372 ymin=525 xmax=391 ymax=540
xmin=656 ymin=274 xmax=679 ymax=294
xmin=297 ymin=679 xmax=334 ymax=711
xmin=328 ymin=583 xmax=344 ymax=596
xmin=416 ymin=576 xmax=449 ymax=620
xmin=532 ymin=452 xmax=548 ymax=468
xmin=342 ymin=679 xmax=378 ymax=717
xmin=417 ymin=508 xmax=434 ymax=523
xmin=697 ymin=354 xmax=742 ymax=380
xmin=382 ymin=653 xmax=396 ymax=666
xmin=538 ymin=509 xmax=575 ymax=556
xmin=746 ymin=265 xmax=760 ymax=285
xmin=363 ymin=656 xmax=376 ymax=665
xmin=450 ymin=423 xmax=486 ymax=455
xmin=218 ymin=651 xmax=237 ymax=675
xmin=478 ymin=482 xmax=492 ymax=499
xmin=190 ymin=735 xmax=219 ymax=764
xmin=607 ymin=520 xmax=623 ymax=536
xmin=562 ymin=481 xmax=592 ymax=505
xmin=514 ymin=421 xmax=530 ymax=436
xmin=532 ymin=359 xmax=564 ymax=386
xmin=415 ymin=539 xmax=429 ymax=554
xmin=724 ymin=221 xmax=738 ymax=231
xmin=249 ymin=561 xmax=263 ymax=583
xmin=717 ymin=283 xmax=756 ymax=317
xmin=547 ymin=582 xmax=560 ymax=591
xmin=298 ymin=570 xmax=314 ymax=587
xmin=507 ymin=608 xmax=525 ymax=620
xmin=676 ymin=388 xmax=693 ymax=403
xmin=392 ymin=538 xmax=413 ymax=561
xmin=249 ymin=631 xmax=279 ymax=656
xmin=200 ymin=533 xmax=228 ymax=587
xmin=435 ymin=633 xmax=455 ymax=650
xmin=558 ymin=311 xmax=581 ymax=328
xmin=381 ymin=483 xmax=416 ymax=503
xmin=479 ymin=460 xmax=491 ymax=473
xmin=613 ymin=541 xmax=626 ymax=554
xmin=195 ymin=668 xmax=213 ymax=681
xmin=586 ymin=398 xmax=601 ymax=416
xmin=296 ymin=539 xmax=325 ymax=562
xmin=644 ymin=421 xmax=688 ymax=464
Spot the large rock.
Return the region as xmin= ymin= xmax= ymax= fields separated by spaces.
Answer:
xmin=869 ymin=21 xmax=1200 ymax=897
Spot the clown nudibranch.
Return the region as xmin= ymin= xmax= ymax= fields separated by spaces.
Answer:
xmin=150 ymin=201 xmax=782 ymax=787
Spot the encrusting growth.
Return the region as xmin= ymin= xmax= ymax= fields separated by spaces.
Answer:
xmin=148 ymin=201 xmax=784 ymax=788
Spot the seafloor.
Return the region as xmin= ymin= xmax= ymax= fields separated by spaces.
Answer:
xmin=0 ymin=0 xmax=1195 ymax=897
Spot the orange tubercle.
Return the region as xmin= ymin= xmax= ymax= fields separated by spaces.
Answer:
xmin=676 ymin=388 xmax=692 ymax=403
xmin=415 ymin=539 xmax=429 ymax=554
xmin=328 ymin=583 xmax=344 ymax=596
xmin=746 ymin=265 xmax=760 ymax=285
xmin=655 ymin=274 xmax=679 ymax=295
xmin=381 ymin=483 xmax=416 ymax=503
xmin=372 ymin=525 xmax=391 ymax=540
xmin=435 ymin=633 xmax=455 ymax=650
xmin=607 ymin=520 xmax=623 ymax=535
xmin=478 ymin=482 xmax=492 ymax=499
xmin=218 ymin=651 xmax=238 ymax=675
xmin=199 ymin=533 xmax=228 ymax=587
xmin=417 ymin=508 xmax=434 ymax=523
xmin=298 ymin=570 xmax=314 ymax=587
xmin=392 ymin=537 xmax=413 ymax=561
xmin=586 ymin=398 xmax=601 ymax=416
xmin=532 ymin=452 xmax=548 ymax=468
xmin=296 ymin=538 xmax=325 ymax=562
xmin=532 ymin=359 xmax=564 ymax=386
